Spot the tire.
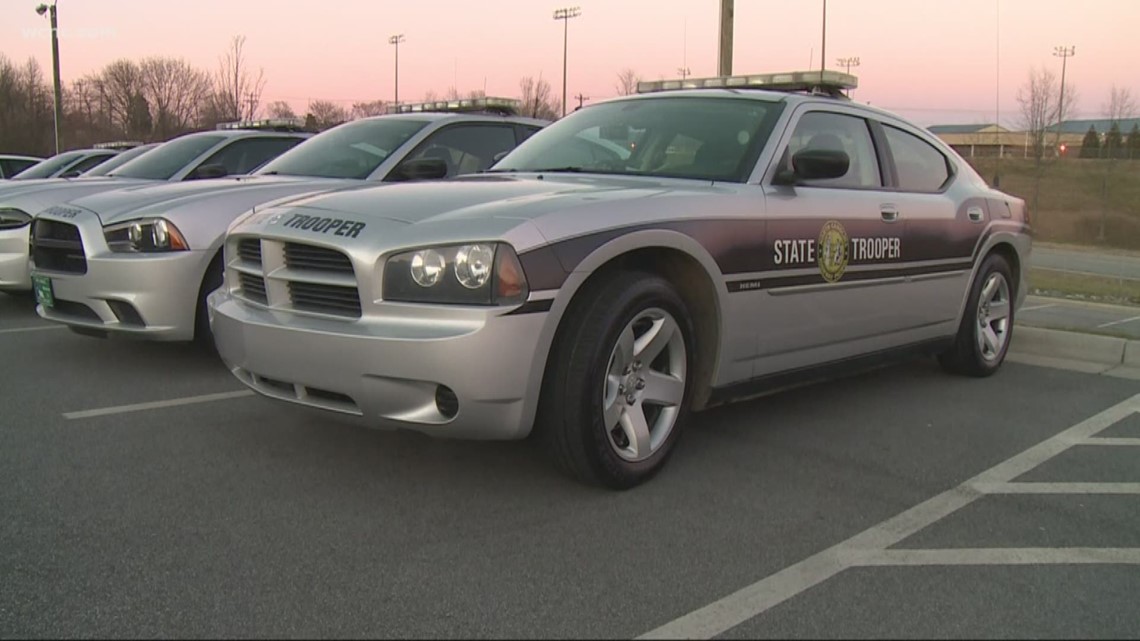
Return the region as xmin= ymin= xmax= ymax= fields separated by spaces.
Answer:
xmin=538 ymin=271 xmax=694 ymax=490
xmin=939 ymin=253 xmax=1015 ymax=377
xmin=193 ymin=253 xmax=224 ymax=349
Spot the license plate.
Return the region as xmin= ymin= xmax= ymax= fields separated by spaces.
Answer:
xmin=32 ymin=274 xmax=54 ymax=309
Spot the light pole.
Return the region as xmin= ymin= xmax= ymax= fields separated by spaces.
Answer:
xmin=836 ymin=56 xmax=859 ymax=97
xmin=553 ymin=6 xmax=580 ymax=118
xmin=717 ymin=0 xmax=733 ymax=76
xmin=389 ymin=34 xmax=405 ymax=107
xmin=35 ymin=1 xmax=63 ymax=154
xmin=820 ymin=0 xmax=827 ymax=81
xmin=1052 ymin=45 xmax=1075 ymax=155
xmin=677 ymin=67 xmax=691 ymax=79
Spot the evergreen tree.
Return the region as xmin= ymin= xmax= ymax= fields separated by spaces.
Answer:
xmin=1127 ymin=123 xmax=1140 ymax=160
xmin=1103 ymin=121 xmax=1124 ymax=159
xmin=1079 ymin=125 xmax=1100 ymax=158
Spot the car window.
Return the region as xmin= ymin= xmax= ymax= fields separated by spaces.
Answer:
xmin=82 ymin=144 xmax=158 ymax=176
xmin=2 ymin=158 xmax=39 ymax=178
xmin=108 ymin=134 xmax=226 ymax=180
xmin=197 ymin=137 xmax=304 ymax=177
xmin=883 ymin=124 xmax=950 ymax=192
xmin=9 ymin=151 xmax=88 ymax=179
xmin=65 ymin=154 xmax=114 ymax=176
xmin=782 ymin=111 xmax=882 ymax=188
xmin=401 ymin=124 xmax=518 ymax=177
xmin=492 ymin=97 xmax=784 ymax=182
xmin=517 ymin=125 xmax=544 ymax=144
xmin=256 ymin=118 xmax=430 ymax=180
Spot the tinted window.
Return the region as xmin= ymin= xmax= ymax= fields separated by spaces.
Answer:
xmin=782 ymin=111 xmax=882 ymax=188
xmin=399 ymin=124 xmax=517 ymax=178
xmin=2 ymin=158 xmax=40 ymax=178
xmin=492 ymin=97 xmax=784 ymax=182
xmin=257 ymin=118 xmax=429 ymax=180
xmin=10 ymin=151 xmax=88 ymax=179
xmin=66 ymin=154 xmax=114 ymax=176
xmin=883 ymin=125 xmax=950 ymax=192
xmin=108 ymin=134 xmax=226 ymax=180
xmin=83 ymin=144 xmax=158 ymax=176
xmin=197 ymin=137 xmax=304 ymax=177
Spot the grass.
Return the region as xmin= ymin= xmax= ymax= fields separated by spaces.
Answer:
xmin=1028 ymin=267 xmax=1140 ymax=306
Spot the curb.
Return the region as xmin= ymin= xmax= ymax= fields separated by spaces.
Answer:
xmin=1011 ymin=325 xmax=1140 ymax=367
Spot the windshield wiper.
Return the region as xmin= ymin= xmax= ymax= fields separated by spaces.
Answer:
xmin=529 ymin=166 xmax=586 ymax=173
xmin=260 ymin=170 xmax=280 ymax=175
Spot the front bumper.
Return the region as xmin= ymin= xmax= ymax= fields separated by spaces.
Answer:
xmin=207 ymin=289 xmax=548 ymax=440
xmin=0 ymin=225 xmax=31 ymax=291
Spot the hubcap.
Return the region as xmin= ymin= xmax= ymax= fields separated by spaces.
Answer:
xmin=975 ymin=272 xmax=1011 ymax=363
xmin=602 ymin=307 xmax=687 ymax=462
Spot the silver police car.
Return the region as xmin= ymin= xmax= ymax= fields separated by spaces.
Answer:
xmin=29 ymin=102 xmax=547 ymax=342
xmin=208 ymin=71 xmax=1031 ymax=489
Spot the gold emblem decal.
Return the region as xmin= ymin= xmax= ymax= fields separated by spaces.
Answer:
xmin=817 ymin=220 xmax=849 ymax=283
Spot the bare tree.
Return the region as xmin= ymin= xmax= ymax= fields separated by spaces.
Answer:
xmin=1095 ymin=85 xmax=1138 ymax=240
xmin=212 ymin=35 xmax=267 ymax=122
xmin=139 ymin=57 xmax=211 ymax=139
xmin=350 ymin=100 xmax=387 ymax=118
xmin=422 ymin=89 xmax=440 ymax=103
xmin=1103 ymin=85 xmax=1136 ymax=124
xmin=519 ymin=74 xmax=558 ymax=120
xmin=444 ymin=86 xmax=460 ymax=101
xmin=306 ymin=99 xmax=349 ymax=130
xmin=264 ymin=100 xmax=297 ymax=119
xmin=1017 ymin=67 xmax=1060 ymax=165
xmin=615 ymin=68 xmax=641 ymax=96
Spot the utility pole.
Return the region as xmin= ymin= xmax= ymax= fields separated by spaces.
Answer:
xmin=574 ymin=93 xmax=588 ymax=110
xmin=553 ymin=6 xmax=581 ymax=118
xmin=820 ymin=0 xmax=827 ymax=82
xmin=717 ymin=0 xmax=733 ymax=76
xmin=677 ymin=67 xmax=691 ymax=80
xmin=1052 ymin=45 xmax=1075 ymax=155
xmin=389 ymin=34 xmax=405 ymax=107
xmin=35 ymin=2 xmax=63 ymax=154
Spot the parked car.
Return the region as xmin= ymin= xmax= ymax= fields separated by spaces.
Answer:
xmin=8 ymin=148 xmax=120 ymax=180
xmin=28 ymin=99 xmax=549 ymax=344
xmin=0 ymin=154 xmax=44 ymax=179
xmin=204 ymin=70 xmax=1032 ymax=489
xmin=0 ymin=126 xmax=309 ymax=293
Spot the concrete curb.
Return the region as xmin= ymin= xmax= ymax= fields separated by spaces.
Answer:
xmin=1010 ymin=325 xmax=1140 ymax=366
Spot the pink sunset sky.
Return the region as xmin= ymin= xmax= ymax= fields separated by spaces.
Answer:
xmin=2 ymin=0 xmax=1137 ymax=127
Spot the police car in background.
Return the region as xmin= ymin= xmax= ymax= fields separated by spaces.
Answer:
xmin=0 ymin=154 xmax=45 ymax=180
xmin=29 ymin=99 xmax=548 ymax=343
xmin=208 ymin=71 xmax=1031 ymax=489
xmin=1 ymin=124 xmax=309 ymax=294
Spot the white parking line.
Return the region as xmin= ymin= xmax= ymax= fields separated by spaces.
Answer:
xmin=636 ymin=393 xmax=1140 ymax=640
xmin=1097 ymin=314 xmax=1140 ymax=329
xmin=1018 ymin=303 xmax=1057 ymax=312
xmin=0 ymin=325 xmax=65 ymax=335
xmin=850 ymin=548 xmax=1140 ymax=566
xmin=1086 ymin=437 xmax=1140 ymax=446
xmin=972 ymin=482 xmax=1140 ymax=494
xmin=63 ymin=390 xmax=255 ymax=419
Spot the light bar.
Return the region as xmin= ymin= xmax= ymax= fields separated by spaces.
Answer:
xmin=216 ymin=118 xmax=308 ymax=131
xmin=93 ymin=141 xmax=144 ymax=150
xmin=393 ymin=97 xmax=522 ymax=115
xmin=636 ymin=70 xmax=858 ymax=96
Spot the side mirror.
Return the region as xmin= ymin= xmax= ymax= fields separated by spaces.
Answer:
xmin=774 ymin=149 xmax=849 ymax=185
xmin=393 ymin=157 xmax=449 ymax=181
xmin=190 ymin=163 xmax=229 ymax=180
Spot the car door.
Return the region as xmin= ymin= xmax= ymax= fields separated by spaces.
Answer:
xmin=755 ymin=107 xmax=911 ymax=374
xmin=390 ymin=123 xmax=519 ymax=179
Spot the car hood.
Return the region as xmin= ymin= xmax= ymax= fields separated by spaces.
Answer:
xmin=0 ymin=177 xmax=155 ymax=215
xmin=67 ymin=174 xmax=352 ymax=225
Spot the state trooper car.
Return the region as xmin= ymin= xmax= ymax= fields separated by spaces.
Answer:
xmin=29 ymin=101 xmax=548 ymax=342
xmin=207 ymin=71 xmax=1031 ymax=489
xmin=2 ymin=125 xmax=308 ymax=293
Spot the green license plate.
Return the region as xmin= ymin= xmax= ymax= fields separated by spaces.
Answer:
xmin=32 ymin=274 xmax=54 ymax=309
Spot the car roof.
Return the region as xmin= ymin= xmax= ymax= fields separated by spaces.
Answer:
xmin=352 ymin=112 xmax=550 ymax=128
xmin=0 ymin=154 xmax=44 ymax=161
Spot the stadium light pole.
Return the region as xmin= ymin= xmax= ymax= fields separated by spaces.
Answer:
xmin=836 ymin=56 xmax=859 ymax=97
xmin=553 ymin=6 xmax=580 ymax=118
xmin=35 ymin=1 xmax=63 ymax=154
xmin=389 ymin=34 xmax=405 ymax=108
xmin=1052 ymin=45 xmax=1075 ymax=154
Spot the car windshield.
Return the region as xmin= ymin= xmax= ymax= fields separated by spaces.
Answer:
xmin=491 ymin=96 xmax=785 ymax=182
xmin=82 ymin=144 xmax=159 ymax=176
xmin=107 ymin=134 xmax=225 ymax=180
xmin=255 ymin=118 xmax=430 ymax=179
xmin=10 ymin=151 xmax=87 ymax=179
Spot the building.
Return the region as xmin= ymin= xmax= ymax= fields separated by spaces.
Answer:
xmin=927 ymin=123 xmax=1085 ymax=159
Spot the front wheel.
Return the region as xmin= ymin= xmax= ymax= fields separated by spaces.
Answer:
xmin=539 ymin=271 xmax=693 ymax=489
xmin=939 ymin=253 xmax=1015 ymax=377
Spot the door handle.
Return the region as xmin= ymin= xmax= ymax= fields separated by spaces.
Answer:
xmin=967 ymin=206 xmax=985 ymax=223
xmin=880 ymin=206 xmax=900 ymax=223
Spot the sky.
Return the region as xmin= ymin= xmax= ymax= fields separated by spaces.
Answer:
xmin=2 ymin=0 xmax=1138 ymax=127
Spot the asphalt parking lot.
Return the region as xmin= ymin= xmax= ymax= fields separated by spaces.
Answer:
xmin=2 ymin=290 xmax=1138 ymax=639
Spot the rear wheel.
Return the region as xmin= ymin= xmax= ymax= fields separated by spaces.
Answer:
xmin=539 ymin=271 xmax=693 ymax=489
xmin=939 ymin=253 xmax=1014 ymax=377
xmin=193 ymin=253 xmax=224 ymax=349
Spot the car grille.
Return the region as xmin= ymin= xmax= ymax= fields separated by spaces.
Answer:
xmin=229 ymin=236 xmax=361 ymax=319
xmin=31 ymin=219 xmax=87 ymax=274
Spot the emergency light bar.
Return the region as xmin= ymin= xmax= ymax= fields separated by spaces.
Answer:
xmin=636 ymin=70 xmax=858 ymax=98
xmin=393 ymin=97 xmax=522 ymax=115
xmin=216 ymin=118 xmax=309 ymax=132
xmin=93 ymin=141 xmax=144 ymax=150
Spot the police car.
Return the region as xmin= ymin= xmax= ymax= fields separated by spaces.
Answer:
xmin=207 ymin=71 xmax=1031 ymax=489
xmin=2 ymin=124 xmax=308 ymax=294
xmin=28 ymin=102 xmax=548 ymax=342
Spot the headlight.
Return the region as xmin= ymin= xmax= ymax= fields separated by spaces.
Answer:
xmin=0 ymin=208 xmax=31 ymax=230
xmin=104 ymin=218 xmax=190 ymax=253
xmin=384 ymin=242 xmax=529 ymax=305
